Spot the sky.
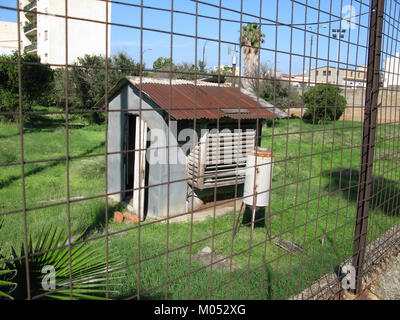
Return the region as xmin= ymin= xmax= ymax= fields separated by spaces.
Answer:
xmin=0 ymin=0 xmax=378 ymax=74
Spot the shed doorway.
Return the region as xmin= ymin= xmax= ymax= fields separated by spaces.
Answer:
xmin=124 ymin=114 xmax=136 ymax=202
xmin=124 ymin=114 xmax=149 ymax=220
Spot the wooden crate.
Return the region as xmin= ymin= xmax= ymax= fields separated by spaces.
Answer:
xmin=187 ymin=130 xmax=256 ymax=189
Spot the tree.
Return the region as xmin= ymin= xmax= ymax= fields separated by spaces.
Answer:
xmin=51 ymin=52 xmax=142 ymax=124
xmin=253 ymin=65 xmax=301 ymax=109
xmin=70 ymin=54 xmax=108 ymax=112
xmin=150 ymin=58 xmax=202 ymax=80
xmin=302 ymin=84 xmax=347 ymax=124
xmin=152 ymin=57 xmax=172 ymax=71
xmin=111 ymin=51 xmax=144 ymax=83
xmin=198 ymin=60 xmax=206 ymax=73
xmin=0 ymin=51 xmax=54 ymax=122
xmin=174 ymin=62 xmax=199 ymax=80
xmin=239 ymin=23 xmax=265 ymax=89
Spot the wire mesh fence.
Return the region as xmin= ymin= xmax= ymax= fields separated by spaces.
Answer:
xmin=0 ymin=0 xmax=400 ymax=301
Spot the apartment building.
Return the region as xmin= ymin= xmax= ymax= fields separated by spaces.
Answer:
xmin=0 ymin=21 xmax=19 ymax=55
xmin=19 ymin=0 xmax=111 ymax=65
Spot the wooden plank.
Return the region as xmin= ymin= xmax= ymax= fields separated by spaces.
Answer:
xmin=202 ymin=170 xmax=246 ymax=178
xmin=205 ymin=156 xmax=248 ymax=164
xmin=206 ymin=145 xmax=254 ymax=152
xmin=202 ymin=178 xmax=246 ymax=188
xmin=204 ymin=165 xmax=246 ymax=172
xmin=207 ymin=131 xmax=255 ymax=137
xmin=206 ymin=139 xmax=255 ymax=147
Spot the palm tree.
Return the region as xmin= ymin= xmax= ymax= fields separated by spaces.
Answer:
xmin=240 ymin=23 xmax=265 ymax=89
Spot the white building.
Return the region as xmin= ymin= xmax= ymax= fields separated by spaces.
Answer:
xmin=0 ymin=21 xmax=19 ymax=55
xmin=309 ymin=66 xmax=367 ymax=88
xmin=19 ymin=0 xmax=111 ymax=65
xmin=280 ymin=73 xmax=309 ymax=88
xmin=384 ymin=52 xmax=400 ymax=88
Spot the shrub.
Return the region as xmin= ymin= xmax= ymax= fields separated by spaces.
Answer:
xmin=302 ymin=84 xmax=347 ymax=124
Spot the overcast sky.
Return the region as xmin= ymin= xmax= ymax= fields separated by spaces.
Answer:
xmin=0 ymin=0 xmax=381 ymax=74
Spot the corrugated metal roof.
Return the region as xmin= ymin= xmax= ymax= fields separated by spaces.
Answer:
xmin=130 ymin=80 xmax=278 ymax=120
xmin=95 ymin=77 xmax=288 ymax=119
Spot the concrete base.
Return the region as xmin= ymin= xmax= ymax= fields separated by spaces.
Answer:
xmin=109 ymin=194 xmax=244 ymax=224
xmin=167 ymin=198 xmax=243 ymax=223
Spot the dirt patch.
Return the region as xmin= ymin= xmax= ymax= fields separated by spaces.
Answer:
xmin=191 ymin=247 xmax=241 ymax=272
xmin=367 ymin=251 xmax=400 ymax=300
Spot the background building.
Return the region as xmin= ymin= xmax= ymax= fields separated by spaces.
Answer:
xmin=0 ymin=21 xmax=19 ymax=55
xmin=19 ymin=0 xmax=111 ymax=65
xmin=309 ymin=65 xmax=367 ymax=88
xmin=279 ymin=73 xmax=309 ymax=88
xmin=384 ymin=52 xmax=400 ymax=88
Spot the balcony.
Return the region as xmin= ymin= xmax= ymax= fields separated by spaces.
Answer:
xmin=24 ymin=0 xmax=37 ymax=17
xmin=25 ymin=43 xmax=37 ymax=54
xmin=23 ymin=22 xmax=37 ymax=37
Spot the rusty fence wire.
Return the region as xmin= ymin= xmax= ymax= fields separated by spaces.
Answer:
xmin=0 ymin=0 xmax=400 ymax=301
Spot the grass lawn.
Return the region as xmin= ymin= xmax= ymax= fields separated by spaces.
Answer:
xmin=1 ymin=109 xmax=400 ymax=300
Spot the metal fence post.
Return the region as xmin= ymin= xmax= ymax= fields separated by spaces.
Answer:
xmin=352 ymin=0 xmax=384 ymax=294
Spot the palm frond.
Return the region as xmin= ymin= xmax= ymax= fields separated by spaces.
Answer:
xmin=8 ymin=226 xmax=121 ymax=300
xmin=0 ymin=219 xmax=17 ymax=300
xmin=0 ymin=269 xmax=17 ymax=300
xmin=240 ymin=23 xmax=265 ymax=54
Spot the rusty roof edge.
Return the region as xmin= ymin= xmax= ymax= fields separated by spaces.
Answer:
xmin=239 ymin=87 xmax=289 ymax=119
xmin=127 ymin=76 xmax=229 ymax=87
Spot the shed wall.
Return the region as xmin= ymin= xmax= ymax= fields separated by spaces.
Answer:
xmin=107 ymin=84 xmax=188 ymax=219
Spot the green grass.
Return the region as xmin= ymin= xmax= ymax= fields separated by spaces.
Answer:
xmin=1 ymin=110 xmax=400 ymax=300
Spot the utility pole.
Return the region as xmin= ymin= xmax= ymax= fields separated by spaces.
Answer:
xmin=332 ymin=29 xmax=347 ymax=85
xmin=308 ymin=25 xmax=327 ymax=87
xmin=202 ymin=41 xmax=208 ymax=71
xmin=231 ymin=45 xmax=238 ymax=88
xmin=308 ymin=32 xmax=313 ymax=87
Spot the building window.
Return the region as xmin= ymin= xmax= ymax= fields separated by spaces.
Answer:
xmin=328 ymin=71 xmax=331 ymax=76
xmin=323 ymin=71 xmax=326 ymax=76
xmin=44 ymin=31 xmax=48 ymax=41
xmin=44 ymin=53 xmax=48 ymax=64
